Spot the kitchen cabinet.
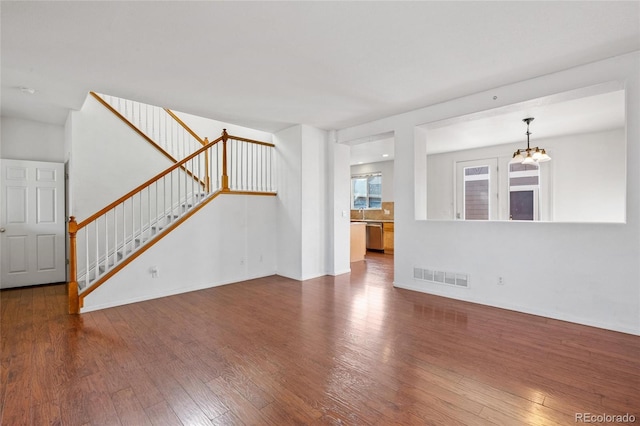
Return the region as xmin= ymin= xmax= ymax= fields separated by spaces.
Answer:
xmin=383 ymin=222 xmax=394 ymax=254
xmin=350 ymin=222 xmax=366 ymax=262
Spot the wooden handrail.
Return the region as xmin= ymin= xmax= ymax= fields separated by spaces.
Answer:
xmin=227 ymin=135 xmax=275 ymax=148
xmin=164 ymin=108 xmax=207 ymax=146
xmin=77 ymin=135 xmax=223 ymax=229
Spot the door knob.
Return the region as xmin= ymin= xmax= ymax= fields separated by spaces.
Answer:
xmin=0 ymin=228 xmax=5 ymax=233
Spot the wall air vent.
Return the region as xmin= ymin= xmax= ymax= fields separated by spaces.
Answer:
xmin=413 ymin=267 xmax=469 ymax=288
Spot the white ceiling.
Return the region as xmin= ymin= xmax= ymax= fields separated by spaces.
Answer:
xmin=349 ymin=137 xmax=395 ymax=166
xmin=2 ymin=2 xmax=639 ymax=135
xmin=424 ymin=89 xmax=626 ymax=155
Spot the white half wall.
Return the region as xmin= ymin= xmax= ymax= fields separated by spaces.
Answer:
xmin=337 ymin=52 xmax=640 ymax=335
xmin=1 ymin=116 xmax=65 ymax=162
xmin=82 ymin=194 xmax=277 ymax=312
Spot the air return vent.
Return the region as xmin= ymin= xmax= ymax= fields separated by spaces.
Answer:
xmin=413 ymin=267 xmax=469 ymax=288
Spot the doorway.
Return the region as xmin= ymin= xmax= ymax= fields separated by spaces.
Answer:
xmin=0 ymin=159 xmax=66 ymax=288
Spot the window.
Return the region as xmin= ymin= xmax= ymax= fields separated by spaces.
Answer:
xmin=463 ymin=166 xmax=490 ymax=220
xmin=509 ymin=163 xmax=539 ymax=220
xmin=352 ymin=173 xmax=382 ymax=209
xmin=455 ymin=158 xmax=497 ymax=220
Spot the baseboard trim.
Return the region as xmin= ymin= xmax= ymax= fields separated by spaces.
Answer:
xmin=394 ymin=280 xmax=640 ymax=336
xmin=81 ymin=273 xmax=276 ymax=313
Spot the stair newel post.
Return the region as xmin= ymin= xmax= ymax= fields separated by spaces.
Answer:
xmin=68 ymin=216 xmax=80 ymax=314
xmin=203 ymin=137 xmax=211 ymax=194
xmin=221 ymin=129 xmax=230 ymax=192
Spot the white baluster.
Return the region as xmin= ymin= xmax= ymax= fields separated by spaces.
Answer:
xmin=114 ymin=204 xmax=118 ymax=266
xmin=85 ymin=229 xmax=89 ymax=288
xmin=184 ymin=160 xmax=188 ymax=211
xmin=170 ymin=172 xmax=174 ymax=219
xmin=163 ymin=116 xmax=169 ymax=155
xmin=250 ymin=144 xmax=255 ymax=191
xmin=105 ymin=213 xmax=109 ymax=272
xmin=131 ymin=194 xmax=135 ymax=252
xmin=263 ymin=145 xmax=267 ymax=191
xmin=162 ymin=177 xmax=166 ymax=221
xmin=94 ymin=221 xmax=99 ymax=279
xmin=122 ymin=200 xmax=126 ymax=258
xmin=190 ymin=157 xmax=194 ymax=207
xmin=147 ymin=185 xmax=151 ymax=239
xmin=139 ymin=192 xmax=142 ymax=246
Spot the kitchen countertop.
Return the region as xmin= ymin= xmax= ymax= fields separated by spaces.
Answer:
xmin=350 ymin=219 xmax=394 ymax=223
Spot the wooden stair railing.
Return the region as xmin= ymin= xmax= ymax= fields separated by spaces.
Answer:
xmin=67 ymin=130 xmax=276 ymax=314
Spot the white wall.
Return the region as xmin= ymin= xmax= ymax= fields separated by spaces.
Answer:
xmin=427 ymin=128 xmax=625 ymax=222
xmin=275 ymin=124 xmax=333 ymax=280
xmin=173 ymin=110 xmax=273 ymax=143
xmin=552 ymin=129 xmax=626 ymax=222
xmin=327 ymin=139 xmax=351 ymax=276
xmin=82 ymin=194 xmax=277 ymax=311
xmin=301 ymin=125 xmax=327 ymax=279
xmin=337 ymin=52 xmax=640 ymax=335
xmin=275 ymin=125 xmax=303 ymax=280
xmin=69 ymin=95 xmax=176 ymax=221
xmin=1 ymin=116 xmax=65 ymax=162
xmin=350 ymin=160 xmax=395 ymax=202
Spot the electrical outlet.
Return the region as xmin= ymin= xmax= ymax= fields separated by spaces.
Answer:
xmin=497 ymin=276 xmax=504 ymax=285
xmin=150 ymin=266 xmax=159 ymax=278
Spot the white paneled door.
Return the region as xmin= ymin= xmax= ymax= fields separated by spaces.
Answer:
xmin=1 ymin=160 xmax=66 ymax=288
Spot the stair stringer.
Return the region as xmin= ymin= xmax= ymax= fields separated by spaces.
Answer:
xmin=80 ymin=193 xmax=277 ymax=313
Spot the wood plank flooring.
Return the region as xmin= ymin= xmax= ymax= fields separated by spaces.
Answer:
xmin=1 ymin=252 xmax=639 ymax=425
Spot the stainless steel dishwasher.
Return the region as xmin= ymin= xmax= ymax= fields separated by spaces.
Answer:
xmin=366 ymin=223 xmax=384 ymax=250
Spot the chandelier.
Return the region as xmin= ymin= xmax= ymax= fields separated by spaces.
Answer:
xmin=510 ymin=117 xmax=551 ymax=165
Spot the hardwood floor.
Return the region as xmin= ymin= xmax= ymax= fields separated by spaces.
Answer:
xmin=1 ymin=252 xmax=638 ymax=425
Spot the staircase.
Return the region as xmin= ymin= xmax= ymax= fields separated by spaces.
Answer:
xmin=77 ymin=193 xmax=205 ymax=285
xmin=67 ymin=98 xmax=276 ymax=314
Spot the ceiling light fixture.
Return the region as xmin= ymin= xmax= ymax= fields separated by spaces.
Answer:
xmin=509 ymin=117 xmax=551 ymax=165
xmin=382 ymin=154 xmax=389 ymax=158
